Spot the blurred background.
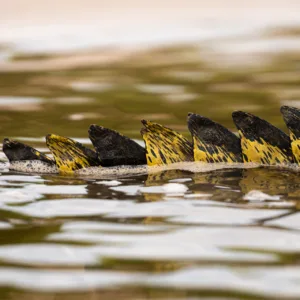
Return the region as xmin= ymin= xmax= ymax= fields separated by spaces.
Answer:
xmin=1 ymin=0 xmax=300 ymax=142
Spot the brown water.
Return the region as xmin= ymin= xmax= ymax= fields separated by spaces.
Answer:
xmin=1 ymin=19 xmax=300 ymax=299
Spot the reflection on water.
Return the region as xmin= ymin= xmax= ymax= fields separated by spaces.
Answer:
xmin=0 ymin=19 xmax=300 ymax=300
xmin=0 ymin=162 xmax=300 ymax=299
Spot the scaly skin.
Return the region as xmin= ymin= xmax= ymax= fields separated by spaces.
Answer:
xmin=3 ymin=106 xmax=300 ymax=175
xmin=46 ymin=134 xmax=100 ymax=173
xmin=140 ymin=120 xmax=193 ymax=166
xmin=187 ymin=113 xmax=242 ymax=163
xmin=232 ymin=111 xmax=294 ymax=165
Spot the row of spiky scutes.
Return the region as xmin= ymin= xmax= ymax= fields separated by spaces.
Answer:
xmin=141 ymin=106 xmax=300 ymax=166
xmin=141 ymin=116 xmax=242 ymax=166
xmin=3 ymin=106 xmax=299 ymax=173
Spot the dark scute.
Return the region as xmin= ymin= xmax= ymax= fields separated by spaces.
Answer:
xmin=187 ymin=113 xmax=242 ymax=160
xmin=2 ymin=138 xmax=55 ymax=165
xmin=232 ymin=110 xmax=292 ymax=150
xmin=88 ymin=125 xmax=146 ymax=167
xmin=281 ymin=106 xmax=300 ymax=138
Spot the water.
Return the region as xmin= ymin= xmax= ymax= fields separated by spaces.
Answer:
xmin=1 ymin=4 xmax=300 ymax=298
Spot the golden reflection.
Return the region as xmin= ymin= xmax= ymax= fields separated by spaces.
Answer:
xmin=240 ymin=167 xmax=300 ymax=195
xmin=146 ymin=169 xmax=191 ymax=186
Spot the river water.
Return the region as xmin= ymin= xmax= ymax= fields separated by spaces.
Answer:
xmin=1 ymin=3 xmax=300 ymax=299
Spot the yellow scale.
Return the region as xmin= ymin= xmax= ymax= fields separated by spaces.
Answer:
xmin=238 ymin=131 xmax=292 ymax=164
xmin=141 ymin=121 xmax=193 ymax=166
xmin=192 ymin=136 xmax=239 ymax=163
xmin=46 ymin=134 xmax=98 ymax=173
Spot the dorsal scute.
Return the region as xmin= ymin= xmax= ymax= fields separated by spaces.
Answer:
xmin=46 ymin=134 xmax=100 ymax=173
xmin=88 ymin=124 xmax=146 ymax=167
xmin=188 ymin=113 xmax=242 ymax=163
xmin=2 ymin=138 xmax=55 ymax=165
xmin=232 ymin=110 xmax=293 ymax=164
xmin=140 ymin=120 xmax=193 ymax=166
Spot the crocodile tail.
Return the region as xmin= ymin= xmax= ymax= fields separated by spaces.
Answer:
xmin=140 ymin=120 xmax=193 ymax=166
xmin=188 ymin=113 xmax=242 ymax=163
xmin=88 ymin=124 xmax=146 ymax=166
xmin=46 ymin=134 xmax=100 ymax=173
xmin=2 ymin=138 xmax=55 ymax=165
xmin=232 ymin=111 xmax=293 ymax=164
xmin=281 ymin=105 xmax=300 ymax=164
